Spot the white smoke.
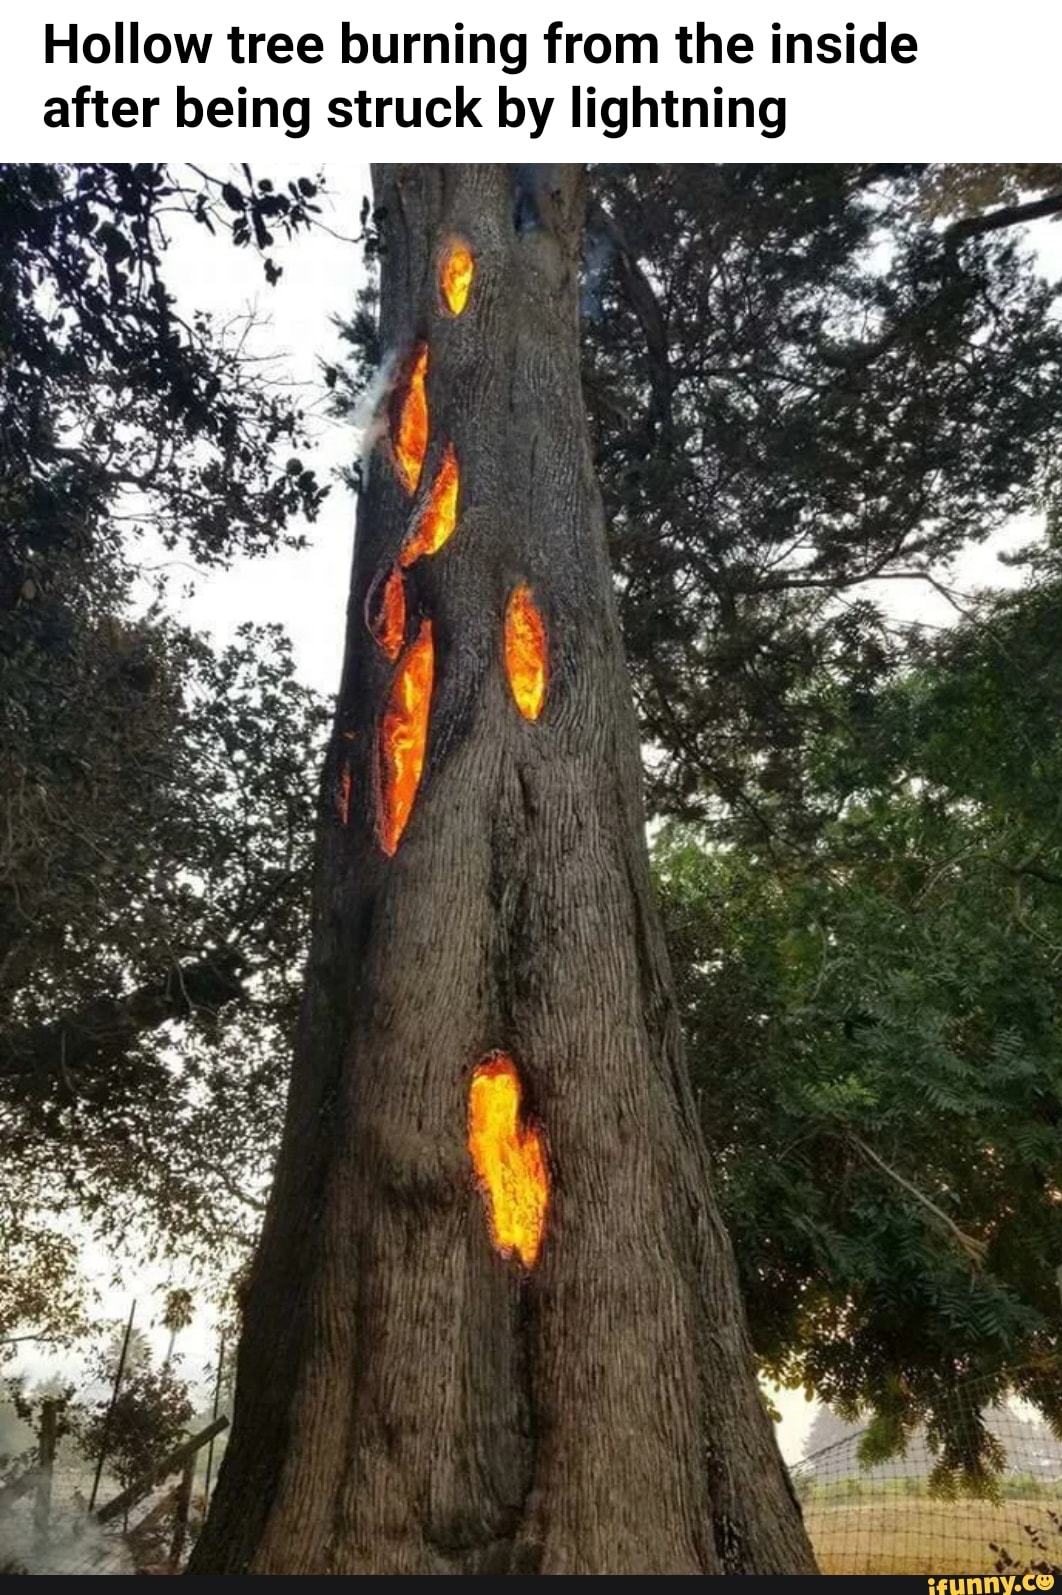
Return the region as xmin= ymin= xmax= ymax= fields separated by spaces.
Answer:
xmin=351 ymin=351 xmax=399 ymax=470
xmin=0 ymin=1477 xmax=134 ymax=1575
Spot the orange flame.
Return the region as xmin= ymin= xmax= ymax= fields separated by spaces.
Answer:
xmin=400 ymin=445 xmax=459 ymax=568
xmin=468 ymin=1054 xmax=548 ymax=1268
xmin=368 ymin=566 xmax=406 ymax=662
xmin=504 ymin=585 xmax=547 ymax=721
xmin=393 ymin=345 xmax=429 ymax=494
xmin=440 ymin=240 xmax=474 ymax=316
xmin=378 ymin=620 xmax=434 ymax=856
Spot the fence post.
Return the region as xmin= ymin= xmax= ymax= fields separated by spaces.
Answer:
xmin=33 ymin=1398 xmax=58 ymax=1552
xmin=88 ymin=1298 xmax=136 ymax=1512
xmin=95 ymin=1415 xmax=227 ymax=1526
xmin=202 ymin=1331 xmax=225 ymax=1513
xmin=168 ymin=1456 xmax=195 ymax=1571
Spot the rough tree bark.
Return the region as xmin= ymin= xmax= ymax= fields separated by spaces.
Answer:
xmin=191 ymin=163 xmax=816 ymax=1576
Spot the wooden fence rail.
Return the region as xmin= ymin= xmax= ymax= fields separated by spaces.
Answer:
xmin=95 ymin=1416 xmax=228 ymax=1526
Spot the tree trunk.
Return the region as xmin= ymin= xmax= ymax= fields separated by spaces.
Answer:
xmin=191 ymin=163 xmax=816 ymax=1576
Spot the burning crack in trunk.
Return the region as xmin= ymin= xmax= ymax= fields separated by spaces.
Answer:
xmin=440 ymin=239 xmax=475 ymax=315
xmin=367 ymin=565 xmax=407 ymax=662
xmin=377 ymin=618 xmax=434 ymax=856
xmin=468 ymin=1052 xmax=548 ymax=1268
xmin=393 ymin=344 xmax=429 ymax=494
xmin=504 ymin=584 xmax=548 ymax=721
xmin=400 ymin=444 xmax=459 ymax=566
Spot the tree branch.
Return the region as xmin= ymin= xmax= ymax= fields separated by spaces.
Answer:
xmin=215 ymin=1170 xmax=268 ymax=1214
xmin=0 ymin=1331 xmax=66 ymax=1347
xmin=847 ymin=1133 xmax=987 ymax=1267
xmin=1 ymin=951 xmax=247 ymax=1081
xmin=947 ymin=192 xmax=1062 ymax=241
xmin=588 ymin=200 xmax=673 ymax=445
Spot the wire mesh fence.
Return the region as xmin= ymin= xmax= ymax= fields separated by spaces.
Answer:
xmin=793 ymin=1366 xmax=1062 ymax=1576
xmin=0 ymin=1422 xmax=219 ymax=1574
xmin=4 ymin=1362 xmax=1061 ymax=1574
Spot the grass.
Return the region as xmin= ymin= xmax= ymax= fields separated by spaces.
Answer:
xmin=806 ymin=1497 xmax=1059 ymax=1576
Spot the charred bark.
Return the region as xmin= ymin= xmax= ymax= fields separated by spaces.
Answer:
xmin=191 ymin=164 xmax=815 ymax=1576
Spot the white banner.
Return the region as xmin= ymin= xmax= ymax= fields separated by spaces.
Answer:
xmin=1 ymin=0 xmax=1059 ymax=160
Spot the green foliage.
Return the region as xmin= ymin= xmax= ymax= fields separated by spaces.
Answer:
xmin=99 ymin=1327 xmax=152 ymax=1382
xmin=0 ymin=163 xmax=326 ymax=570
xmin=161 ymin=1289 xmax=194 ymax=1336
xmin=656 ymin=563 xmax=1062 ymax=1474
xmin=0 ymin=165 xmax=332 ymax=1342
xmin=584 ymin=164 xmax=1062 ymax=841
xmin=0 ymin=614 xmax=326 ymax=1333
xmin=0 ymin=1224 xmax=88 ymax=1355
xmin=74 ymin=1357 xmax=193 ymax=1525
xmin=917 ymin=164 xmax=1062 ymax=221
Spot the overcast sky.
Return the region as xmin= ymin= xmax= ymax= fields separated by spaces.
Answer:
xmin=134 ymin=162 xmax=372 ymax=697
xmin=24 ymin=167 xmax=1062 ymax=1462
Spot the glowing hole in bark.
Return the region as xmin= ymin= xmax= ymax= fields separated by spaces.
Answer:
xmin=368 ymin=566 xmax=406 ymax=662
xmin=377 ymin=620 xmax=434 ymax=857
xmin=400 ymin=445 xmax=459 ymax=567
xmin=504 ymin=584 xmax=547 ymax=721
xmin=440 ymin=240 xmax=474 ymax=316
xmin=336 ymin=760 xmax=352 ymax=826
xmin=393 ymin=345 xmax=429 ymax=494
xmin=468 ymin=1054 xmax=548 ymax=1268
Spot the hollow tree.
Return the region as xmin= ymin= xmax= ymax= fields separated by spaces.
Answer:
xmin=191 ymin=164 xmax=816 ymax=1575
